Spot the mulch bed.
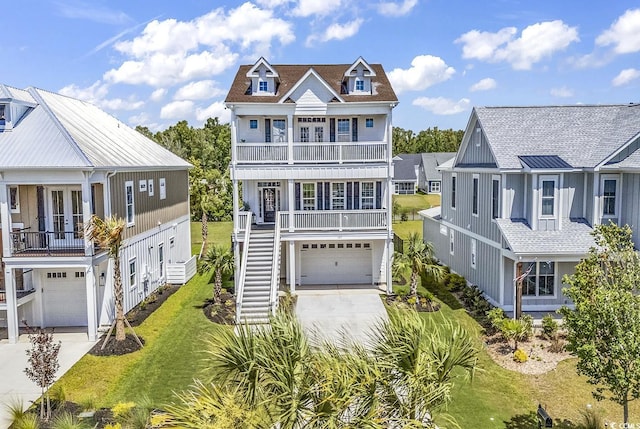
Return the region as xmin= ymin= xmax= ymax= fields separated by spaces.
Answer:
xmin=88 ymin=333 xmax=145 ymax=356
xmin=385 ymin=294 xmax=440 ymax=312
xmin=127 ymin=284 xmax=180 ymax=326
xmin=202 ymin=291 xmax=236 ymax=324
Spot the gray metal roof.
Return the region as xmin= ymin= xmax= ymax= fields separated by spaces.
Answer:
xmin=0 ymin=85 xmax=191 ymax=170
xmin=495 ymin=218 xmax=595 ymax=255
xmin=475 ymin=105 xmax=640 ymax=169
xmin=519 ymin=155 xmax=573 ymax=169
xmin=421 ymin=152 xmax=456 ymax=180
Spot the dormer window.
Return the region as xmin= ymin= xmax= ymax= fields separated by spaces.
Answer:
xmin=0 ymin=104 xmax=5 ymax=120
xmin=355 ymin=79 xmax=364 ymax=91
xmin=259 ymin=81 xmax=268 ymax=92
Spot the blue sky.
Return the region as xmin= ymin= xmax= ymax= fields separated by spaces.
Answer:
xmin=4 ymin=0 xmax=640 ymax=132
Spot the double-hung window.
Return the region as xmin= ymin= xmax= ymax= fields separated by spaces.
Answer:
xmin=129 ymin=257 xmax=137 ymax=290
xmin=601 ymin=175 xmax=618 ymax=217
xmin=158 ymin=243 xmax=164 ymax=278
xmin=337 ymin=119 xmax=350 ymax=142
xmin=539 ymin=176 xmax=557 ymax=217
xmin=125 ymin=181 xmax=135 ymax=226
xmin=302 ymin=183 xmax=315 ymax=210
xmin=522 ymin=261 xmax=555 ymax=297
xmin=331 ymin=183 xmax=345 ymax=210
xmin=472 ymin=174 xmax=479 ymax=216
xmin=361 ymin=182 xmax=375 ymax=209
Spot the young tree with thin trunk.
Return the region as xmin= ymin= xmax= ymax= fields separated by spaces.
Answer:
xmin=560 ymin=223 xmax=640 ymax=425
xmin=393 ymin=233 xmax=446 ymax=298
xmin=24 ymin=329 xmax=61 ymax=420
xmin=86 ymin=215 xmax=127 ymax=342
xmin=199 ymin=245 xmax=234 ymax=304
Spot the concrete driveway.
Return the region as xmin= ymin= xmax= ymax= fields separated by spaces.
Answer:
xmin=0 ymin=330 xmax=96 ymax=429
xmin=294 ymin=286 xmax=388 ymax=346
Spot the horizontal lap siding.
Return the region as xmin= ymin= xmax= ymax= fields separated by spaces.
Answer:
xmin=110 ymin=170 xmax=189 ymax=240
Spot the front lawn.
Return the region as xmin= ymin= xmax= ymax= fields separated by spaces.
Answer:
xmin=190 ymin=220 xmax=233 ymax=255
xmin=393 ymin=193 xmax=440 ymax=212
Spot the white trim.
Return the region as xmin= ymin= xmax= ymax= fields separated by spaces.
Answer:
xmin=599 ymin=173 xmax=621 ymax=219
xmin=345 ymin=56 xmax=377 ymax=77
xmin=520 ymin=260 xmax=557 ymax=299
xmin=278 ymin=68 xmax=344 ymax=104
xmin=148 ymin=179 xmax=154 ymax=197
xmin=499 ymin=254 xmax=505 ymax=305
xmin=451 ymin=173 xmax=457 ymax=210
xmin=492 ymin=174 xmax=501 ymax=220
xmin=9 ymin=186 xmax=19 ymax=213
xmin=472 ymin=173 xmax=479 ymax=217
xmin=159 ymin=177 xmax=166 ymax=200
xmin=158 ymin=242 xmax=165 ymax=282
xmin=538 ymin=174 xmax=558 ymax=219
xmin=128 ymin=256 xmax=137 ymax=291
xmin=595 ymin=130 xmax=640 ymax=170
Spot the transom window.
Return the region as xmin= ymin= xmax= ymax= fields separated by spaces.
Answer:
xmin=361 ymin=182 xmax=374 ymax=209
xmin=302 ymin=183 xmax=315 ymax=210
xmin=523 ymin=261 xmax=555 ymax=297
xmin=337 ymin=119 xmax=350 ymax=142
xmin=602 ymin=178 xmax=617 ymax=216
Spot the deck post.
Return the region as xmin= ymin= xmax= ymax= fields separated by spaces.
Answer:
xmin=5 ymin=267 xmax=19 ymax=343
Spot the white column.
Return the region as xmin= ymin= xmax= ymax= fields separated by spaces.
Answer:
xmin=0 ymin=182 xmax=11 ymax=257
xmin=233 ymin=238 xmax=240 ymax=294
xmin=82 ymin=174 xmax=93 ymax=256
xmin=86 ymin=265 xmax=98 ymax=342
xmin=287 ymin=114 xmax=294 ymax=164
xmin=593 ymin=172 xmax=600 ymax=225
xmin=288 ymin=179 xmax=294 ymax=232
xmin=5 ymin=267 xmax=19 ymax=343
xmin=288 ymin=241 xmax=296 ymax=293
xmin=386 ymin=239 xmax=393 ymax=294
xmin=232 ymin=179 xmax=240 ymax=234
xmin=230 ymin=109 xmax=237 ymax=165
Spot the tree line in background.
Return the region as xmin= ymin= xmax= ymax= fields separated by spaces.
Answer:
xmin=136 ymin=120 xmax=464 ymax=221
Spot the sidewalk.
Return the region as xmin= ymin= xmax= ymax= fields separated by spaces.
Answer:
xmin=0 ymin=330 xmax=96 ymax=429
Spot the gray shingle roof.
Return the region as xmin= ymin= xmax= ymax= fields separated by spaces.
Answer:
xmin=393 ymin=158 xmax=417 ymax=181
xmin=0 ymin=86 xmax=191 ymax=170
xmin=421 ymin=152 xmax=456 ymax=180
xmin=475 ymin=105 xmax=640 ymax=169
xmin=495 ymin=218 xmax=595 ymax=255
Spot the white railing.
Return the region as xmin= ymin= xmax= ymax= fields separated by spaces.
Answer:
xmin=279 ymin=210 xmax=387 ymax=231
xmin=235 ymin=141 xmax=386 ymax=164
xmin=237 ymin=211 xmax=251 ymax=232
xmin=269 ymin=213 xmax=281 ymax=316
xmin=235 ymin=212 xmax=252 ymax=324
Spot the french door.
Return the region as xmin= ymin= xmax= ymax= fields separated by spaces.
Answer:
xmin=48 ymin=187 xmax=83 ymax=248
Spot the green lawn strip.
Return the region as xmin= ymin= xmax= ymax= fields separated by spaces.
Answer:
xmin=393 ymin=194 xmax=440 ymax=211
xmin=391 ymin=220 xmax=422 ymax=241
xmin=103 ymin=273 xmax=227 ymax=406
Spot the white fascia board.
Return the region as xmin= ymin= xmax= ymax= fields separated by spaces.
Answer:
xmin=327 ymin=103 xmax=394 ymax=115
xmin=1 ymin=169 xmax=88 ymax=184
xmin=229 ymin=103 xmax=295 ymax=116
xmin=233 ymin=165 xmax=389 ymax=181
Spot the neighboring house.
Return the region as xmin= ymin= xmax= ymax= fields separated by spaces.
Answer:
xmin=226 ymin=57 xmax=398 ymax=322
xmin=422 ymin=104 xmax=640 ymax=312
xmin=0 ymin=84 xmax=194 ymax=344
xmin=392 ymin=154 xmax=421 ymax=194
xmin=418 ymin=152 xmax=456 ymax=194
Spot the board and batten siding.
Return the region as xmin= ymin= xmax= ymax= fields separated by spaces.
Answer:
xmin=563 ymin=172 xmax=585 ymax=219
xmin=458 ymin=123 xmax=496 ymax=166
xmin=110 ymin=170 xmax=189 ymax=240
xmin=504 ymin=174 xmax=525 ymax=219
xmin=621 ymin=172 xmax=640 ymax=249
xmin=439 ymin=171 xmax=501 ymax=243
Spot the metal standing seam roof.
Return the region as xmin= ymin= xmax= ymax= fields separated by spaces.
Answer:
xmin=0 ymin=86 xmax=191 ymax=170
xmin=474 ymin=105 xmax=640 ymax=169
xmin=494 ymin=218 xmax=595 ymax=255
xmin=518 ymin=155 xmax=573 ymax=169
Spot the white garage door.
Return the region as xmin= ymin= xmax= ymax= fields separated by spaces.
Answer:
xmin=300 ymin=244 xmax=372 ymax=285
xmin=44 ymin=271 xmax=87 ymax=327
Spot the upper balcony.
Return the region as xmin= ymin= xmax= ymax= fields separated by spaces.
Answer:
xmin=235 ymin=141 xmax=387 ymax=165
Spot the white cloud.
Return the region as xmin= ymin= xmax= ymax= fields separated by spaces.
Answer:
xmin=54 ymin=1 xmax=132 ymax=25
xmin=469 ymin=78 xmax=496 ymax=92
xmin=100 ymin=97 xmax=144 ymax=111
xmin=59 ymin=80 xmax=109 ymax=104
xmin=596 ymin=8 xmax=640 ymax=54
xmin=550 ymin=86 xmax=574 ymax=97
xmin=292 ymin=0 xmax=342 ymax=17
xmin=388 ymin=55 xmax=455 ymax=94
xmin=612 ymin=68 xmax=640 ymax=87
xmin=307 ymin=19 xmax=363 ymax=45
xmin=104 ymin=3 xmax=295 ymax=87
xmin=377 ymin=0 xmax=418 ymax=17
xmin=456 ymin=20 xmax=579 ymax=70
xmin=150 ymin=88 xmax=167 ymax=102
xmin=255 ymin=0 xmax=290 ymax=8
xmin=196 ymin=101 xmax=230 ymax=123
xmin=412 ymin=97 xmax=471 ymax=115
xmin=160 ymin=100 xmax=194 ymax=119
xmin=174 ymin=80 xmax=226 ymax=100
xmin=129 ymin=112 xmax=150 ymax=126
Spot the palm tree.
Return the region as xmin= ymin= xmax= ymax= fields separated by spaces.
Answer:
xmin=199 ymin=191 xmax=210 ymax=259
xmin=394 ymin=233 xmax=446 ymax=298
xmin=199 ymin=245 xmax=234 ymax=304
xmin=86 ymin=215 xmax=127 ymax=341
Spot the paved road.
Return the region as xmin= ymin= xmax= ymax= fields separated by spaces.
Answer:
xmin=0 ymin=331 xmax=95 ymax=429
xmin=295 ymin=288 xmax=388 ymax=347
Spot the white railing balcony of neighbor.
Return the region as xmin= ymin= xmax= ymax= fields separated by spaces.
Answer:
xmin=279 ymin=210 xmax=387 ymax=231
xmin=235 ymin=141 xmax=387 ymax=164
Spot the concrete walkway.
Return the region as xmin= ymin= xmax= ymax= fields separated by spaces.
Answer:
xmin=294 ymin=287 xmax=388 ymax=346
xmin=0 ymin=330 xmax=96 ymax=429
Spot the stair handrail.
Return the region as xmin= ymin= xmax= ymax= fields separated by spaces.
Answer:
xmin=236 ymin=212 xmax=252 ymax=324
xmin=269 ymin=213 xmax=282 ymax=316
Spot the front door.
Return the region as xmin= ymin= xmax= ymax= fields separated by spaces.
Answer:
xmin=48 ymin=187 xmax=83 ymax=249
xmin=263 ymin=188 xmax=276 ymax=223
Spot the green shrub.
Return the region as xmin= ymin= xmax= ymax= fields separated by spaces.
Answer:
xmin=445 ymin=273 xmax=467 ymax=292
xmin=417 ymin=289 xmax=435 ymax=301
xmin=501 ymin=319 xmax=530 ymax=350
xmin=513 ymin=348 xmax=528 ymax=363
xmin=541 ymin=314 xmax=559 ymax=339
xmin=400 ymin=210 xmax=409 ymax=222
xmin=13 ymin=413 xmax=40 ymax=429
xmin=486 ymin=307 xmax=506 ymax=331
xmin=51 ymin=412 xmax=88 ymax=429
xmin=580 ymin=407 xmax=604 ymax=429
xmin=548 ymin=337 xmax=565 ymax=353
xmin=406 ymin=296 xmax=417 ymax=306
xmin=520 ymin=314 xmax=534 ymax=341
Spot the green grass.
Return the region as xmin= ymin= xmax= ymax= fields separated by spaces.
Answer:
xmin=393 ymin=193 xmax=440 ymax=211
xmin=190 ymin=221 xmax=233 ymax=255
xmin=392 ymin=220 xmax=422 ymax=240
